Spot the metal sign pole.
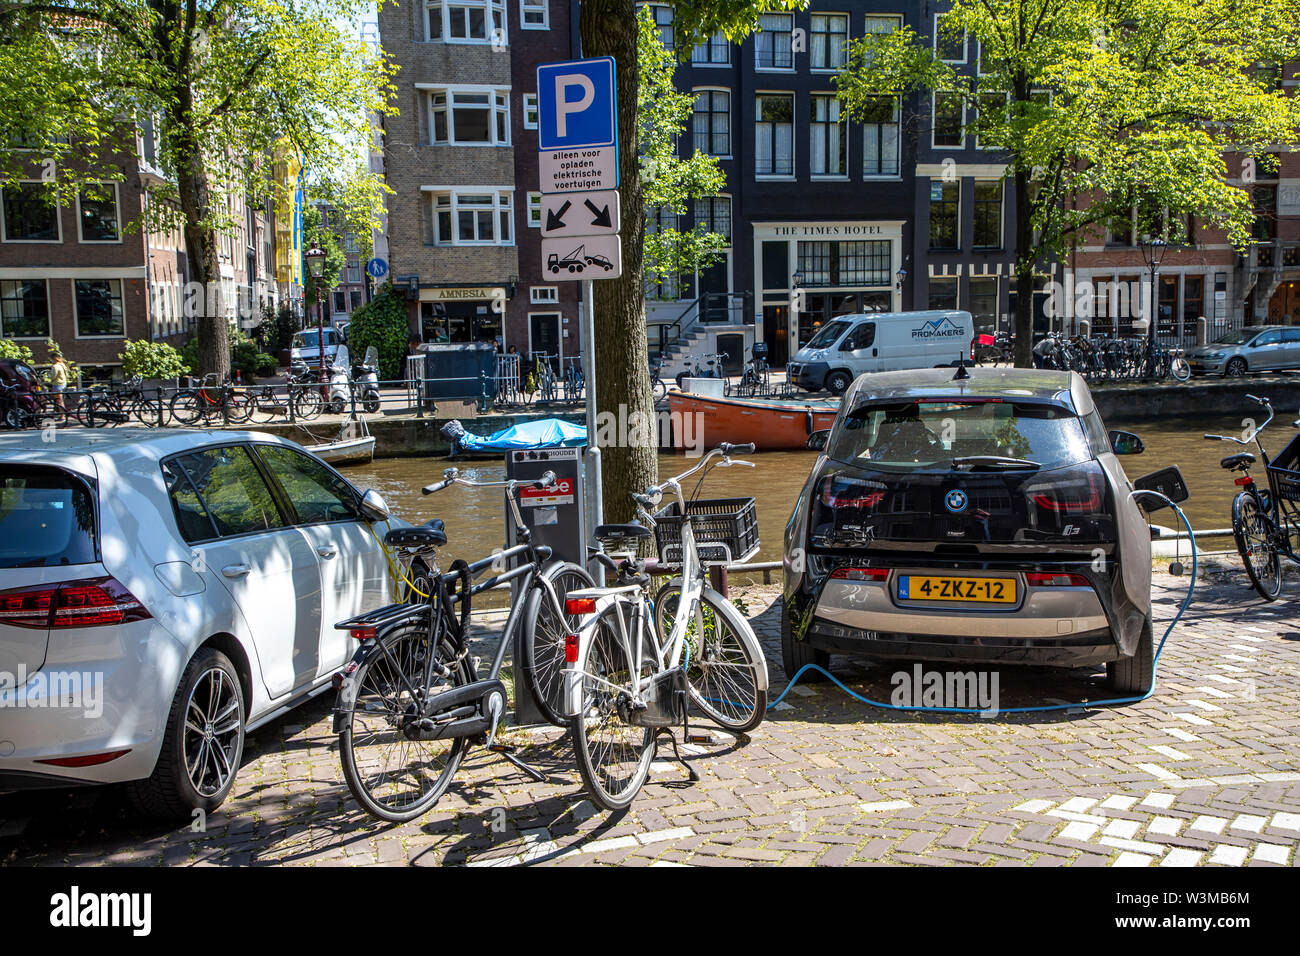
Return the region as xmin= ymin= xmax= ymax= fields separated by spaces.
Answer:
xmin=582 ymin=279 xmax=603 ymax=573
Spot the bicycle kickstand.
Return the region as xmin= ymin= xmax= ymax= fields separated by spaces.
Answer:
xmin=483 ymin=698 xmax=548 ymax=783
xmin=653 ymin=686 xmax=700 ymax=783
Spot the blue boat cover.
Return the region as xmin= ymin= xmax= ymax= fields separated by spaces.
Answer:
xmin=448 ymin=418 xmax=587 ymax=452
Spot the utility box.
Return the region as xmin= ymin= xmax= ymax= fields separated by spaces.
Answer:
xmin=420 ymin=343 xmax=496 ymax=403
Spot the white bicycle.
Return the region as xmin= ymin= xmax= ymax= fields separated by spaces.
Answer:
xmin=560 ymin=443 xmax=769 ymax=811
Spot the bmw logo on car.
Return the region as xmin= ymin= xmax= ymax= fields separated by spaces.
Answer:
xmin=944 ymin=489 xmax=968 ymax=513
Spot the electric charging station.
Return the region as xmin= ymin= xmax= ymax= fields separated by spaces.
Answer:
xmin=505 ymin=446 xmax=587 ymax=725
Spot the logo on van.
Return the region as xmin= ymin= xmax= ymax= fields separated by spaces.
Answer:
xmin=912 ymin=316 xmax=965 ymax=339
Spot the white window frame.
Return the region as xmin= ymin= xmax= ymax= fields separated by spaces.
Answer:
xmin=861 ymin=95 xmax=901 ymax=179
xmin=527 ymin=310 xmax=563 ymax=361
xmin=0 ymin=278 xmax=52 ymax=340
xmin=424 ymin=187 xmax=515 ymax=246
xmin=931 ymin=91 xmax=965 ymax=149
xmin=522 ymin=93 xmax=539 ymax=129
xmin=646 ymin=4 xmax=673 ymax=49
xmin=754 ymin=12 xmax=795 ymax=71
xmin=692 ymin=87 xmax=731 ymax=159
xmin=520 ymin=0 xmax=548 ymax=30
xmin=809 ymin=13 xmax=850 ymax=72
xmin=72 ymin=277 xmax=127 ymax=339
xmin=75 ymin=181 xmax=122 ymax=244
xmin=424 ymin=85 xmax=511 ymax=146
xmin=691 ymin=30 xmax=730 ymax=66
xmin=1 ymin=180 xmax=63 ymax=244
xmin=530 ymin=285 xmax=558 ymax=304
xmin=424 ymin=0 xmax=507 ymax=45
xmin=754 ymin=91 xmax=795 ymax=179
xmin=527 ymin=191 xmax=542 ymax=228
xmin=810 ymin=93 xmax=848 ymax=179
xmin=972 ymin=180 xmax=1005 ymax=250
xmin=933 ymin=13 xmax=967 ymax=64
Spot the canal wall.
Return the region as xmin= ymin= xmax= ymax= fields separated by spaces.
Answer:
xmin=1089 ymin=378 xmax=1300 ymax=420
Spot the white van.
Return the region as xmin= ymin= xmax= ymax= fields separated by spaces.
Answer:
xmin=786 ymin=310 xmax=975 ymax=394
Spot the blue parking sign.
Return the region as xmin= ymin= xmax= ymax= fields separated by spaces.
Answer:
xmin=536 ymin=57 xmax=617 ymax=151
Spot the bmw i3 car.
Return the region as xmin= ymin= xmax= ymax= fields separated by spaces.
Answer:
xmin=783 ymin=367 xmax=1171 ymax=695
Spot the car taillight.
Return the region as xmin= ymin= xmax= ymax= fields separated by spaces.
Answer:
xmin=1027 ymin=471 xmax=1104 ymax=514
xmin=819 ymin=475 xmax=888 ymax=510
xmin=1025 ymin=572 xmax=1090 ymax=587
xmin=36 ymin=749 xmax=131 ymax=768
xmin=565 ymin=597 xmax=596 ymax=615
xmin=0 ymin=577 xmax=149 ymax=629
xmin=829 ymin=567 xmax=890 ymax=581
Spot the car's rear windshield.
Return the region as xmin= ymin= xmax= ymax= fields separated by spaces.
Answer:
xmin=0 ymin=466 xmax=97 ymax=568
xmin=827 ymin=400 xmax=1091 ymax=471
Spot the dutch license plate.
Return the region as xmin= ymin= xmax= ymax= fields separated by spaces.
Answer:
xmin=897 ymin=575 xmax=1017 ymax=604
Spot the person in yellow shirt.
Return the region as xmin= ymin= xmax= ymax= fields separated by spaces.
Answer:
xmin=49 ymin=352 xmax=68 ymax=410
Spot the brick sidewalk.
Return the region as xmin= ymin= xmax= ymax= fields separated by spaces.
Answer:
xmin=2 ymin=567 xmax=1298 ymax=867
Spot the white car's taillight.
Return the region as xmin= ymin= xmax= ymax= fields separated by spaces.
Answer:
xmin=0 ymin=577 xmax=150 ymax=629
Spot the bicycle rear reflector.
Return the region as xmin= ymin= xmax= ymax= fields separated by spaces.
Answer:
xmin=565 ymin=597 xmax=597 ymax=615
xmin=565 ymin=633 xmax=579 ymax=663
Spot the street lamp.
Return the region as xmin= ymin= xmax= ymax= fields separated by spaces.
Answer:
xmin=1138 ymin=233 xmax=1167 ymax=346
xmin=305 ymin=242 xmax=327 ymax=382
xmin=895 ymin=267 xmax=908 ymax=291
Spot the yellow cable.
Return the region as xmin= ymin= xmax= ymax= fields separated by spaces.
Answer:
xmin=366 ymin=521 xmax=432 ymax=601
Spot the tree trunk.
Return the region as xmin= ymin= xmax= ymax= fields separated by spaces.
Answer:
xmin=1012 ymin=88 xmax=1034 ymax=367
xmin=580 ymin=0 xmax=656 ymax=523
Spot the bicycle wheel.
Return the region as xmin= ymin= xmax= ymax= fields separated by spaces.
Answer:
xmin=169 ymin=390 xmax=206 ymax=425
xmin=521 ymin=562 xmax=596 ymax=727
xmin=31 ymin=393 xmax=67 ymax=428
xmin=653 ymin=378 xmax=668 ymax=402
xmin=222 ymin=391 xmax=255 ymax=424
xmin=571 ymin=604 xmax=655 ymax=812
xmin=293 ymin=386 xmax=324 ymax=421
xmin=653 ymin=583 xmax=767 ymax=732
xmin=1232 ymin=492 xmax=1281 ymax=600
xmin=338 ymin=620 xmax=472 ymax=822
xmin=1170 ymin=356 xmax=1191 ymax=383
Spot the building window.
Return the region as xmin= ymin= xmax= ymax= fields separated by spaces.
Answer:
xmin=692 ymin=90 xmax=730 ymax=156
xmin=694 ymin=196 xmax=731 ymax=245
xmin=350 ymin=290 xmax=365 ymax=312
xmin=1183 ymin=275 xmax=1205 ymax=332
xmin=810 ymin=14 xmax=849 ymax=70
xmin=934 ymin=13 xmax=966 ymax=62
xmin=1108 ymin=214 xmax=1134 ymax=246
xmin=755 ymin=93 xmax=794 ymax=177
xmin=0 ymin=279 xmax=50 ymax=338
xmin=810 ymin=95 xmax=846 ymax=177
xmin=78 ymin=183 xmax=120 ymax=242
xmin=427 ymin=189 xmax=514 ymax=245
xmin=527 ymin=192 xmax=542 ymax=227
xmin=334 ymin=291 xmax=347 ymax=313
xmin=346 ymin=260 xmax=362 ymax=283
xmin=1253 ymin=185 xmax=1277 ymax=240
xmin=1 ymin=182 xmax=60 ymax=242
xmin=796 ymin=240 xmax=891 ymax=287
xmin=754 ymin=13 xmax=794 ymax=70
xmin=933 ymin=93 xmax=964 ymax=148
xmin=425 ymin=0 xmax=506 ymax=43
xmin=648 ymin=4 xmax=673 ymax=48
xmin=929 ymin=181 xmax=960 ymax=250
xmin=975 ymin=92 xmax=1008 ymax=149
xmin=861 ymin=96 xmax=900 ymax=177
xmin=530 ymin=285 xmax=558 ymax=304
xmin=523 ymin=93 xmax=539 ymax=129
xmin=973 ymin=181 xmax=1003 ymax=250
xmin=645 ymin=206 xmax=680 ymax=299
xmin=692 ymin=31 xmax=729 ymax=65
xmin=428 ymin=88 xmax=510 ymax=145
xmin=74 ymin=279 xmax=125 ymax=337
xmin=928 ymin=277 xmax=959 ymax=310
xmin=969 ymin=276 xmax=998 ymax=332
xmin=520 ymin=0 xmax=547 ymax=29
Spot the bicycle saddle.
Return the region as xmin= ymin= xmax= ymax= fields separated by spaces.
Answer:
xmin=1220 ymin=452 xmax=1256 ymax=471
xmin=384 ymin=518 xmax=447 ymax=548
xmin=595 ymin=523 xmax=652 ymax=540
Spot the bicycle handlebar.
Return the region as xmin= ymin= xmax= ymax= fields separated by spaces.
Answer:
xmin=423 ymin=466 xmax=557 ymax=496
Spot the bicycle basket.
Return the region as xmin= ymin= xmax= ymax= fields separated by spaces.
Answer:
xmin=653 ymin=497 xmax=759 ymax=566
xmin=1268 ymin=434 xmax=1300 ymax=503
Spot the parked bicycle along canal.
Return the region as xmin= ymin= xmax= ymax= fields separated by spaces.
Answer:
xmin=345 ymin=412 xmax=1259 ymax=573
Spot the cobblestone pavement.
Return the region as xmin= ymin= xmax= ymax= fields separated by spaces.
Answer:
xmin=2 ymin=564 xmax=1299 ymax=867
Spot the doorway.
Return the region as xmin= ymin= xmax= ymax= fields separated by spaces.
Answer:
xmin=529 ymin=312 xmax=561 ymax=371
xmin=763 ymin=305 xmax=790 ymax=366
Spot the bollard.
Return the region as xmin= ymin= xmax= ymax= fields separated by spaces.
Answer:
xmin=1197 ymin=316 xmax=1208 ymax=346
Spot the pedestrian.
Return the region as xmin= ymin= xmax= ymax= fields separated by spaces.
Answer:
xmin=49 ymin=350 xmax=68 ymax=410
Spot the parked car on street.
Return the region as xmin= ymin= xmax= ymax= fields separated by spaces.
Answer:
xmin=291 ymin=326 xmax=349 ymax=370
xmin=0 ymin=428 xmax=400 ymax=818
xmin=1184 ymin=325 xmax=1300 ymax=377
xmin=784 ymin=367 xmax=1175 ymax=695
xmin=787 ymin=310 xmax=977 ymax=395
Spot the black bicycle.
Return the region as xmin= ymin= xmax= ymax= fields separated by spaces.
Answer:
xmin=1204 ymin=393 xmax=1300 ymax=600
xmin=332 ymin=468 xmax=593 ymax=822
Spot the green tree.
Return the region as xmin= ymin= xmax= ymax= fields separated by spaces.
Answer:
xmin=0 ymin=1 xmax=391 ymax=379
xmin=301 ymin=204 xmax=346 ymax=314
xmin=346 ymin=282 xmax=408 ymax=381
xmin=119 ymin=340 xmax=190 ymax=380
xmin=836 ymin=0 xmax=1300 ymax=366
xmin=579 ymin=0 xmax=804 ymax=522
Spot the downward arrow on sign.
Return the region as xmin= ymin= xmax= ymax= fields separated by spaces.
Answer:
xmin=545 ymin=200 xmax=571 ymax=232
xmin=584 ymin=199 xmax=612 ymax=228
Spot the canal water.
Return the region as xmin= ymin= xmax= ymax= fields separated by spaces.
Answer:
xmin=345 ymin=413 xmax=1271 ymax=566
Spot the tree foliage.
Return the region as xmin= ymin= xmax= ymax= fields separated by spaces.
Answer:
xmin=835 ymin=0 xmax=1300 ymax=363
xmin=345 ymin=282 xmax=408 ymax=381
xmin=119 ymin=339 xmax=190 ymax=380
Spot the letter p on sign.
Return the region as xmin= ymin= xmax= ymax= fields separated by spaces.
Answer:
xmin=537 ymin=57 xmax=617 ymax=151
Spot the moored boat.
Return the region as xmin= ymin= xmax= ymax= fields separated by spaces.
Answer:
xmin=667 ymin=391 xmax=840 ymax=451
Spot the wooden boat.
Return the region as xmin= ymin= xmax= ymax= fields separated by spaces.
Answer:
xmin=667 ymin=391 xmax=840 ymax=451
xmin=304 ymin=418 xmax=375 ymax=466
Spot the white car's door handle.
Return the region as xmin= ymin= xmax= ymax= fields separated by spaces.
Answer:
xmin=316 ymin=546 xmax=337 ymax=559
xmin=221 ymin=564 xmax=251 ymax=578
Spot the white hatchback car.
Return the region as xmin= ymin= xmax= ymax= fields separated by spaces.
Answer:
xmin=0 ymin=429 xmax=398 ymax=819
